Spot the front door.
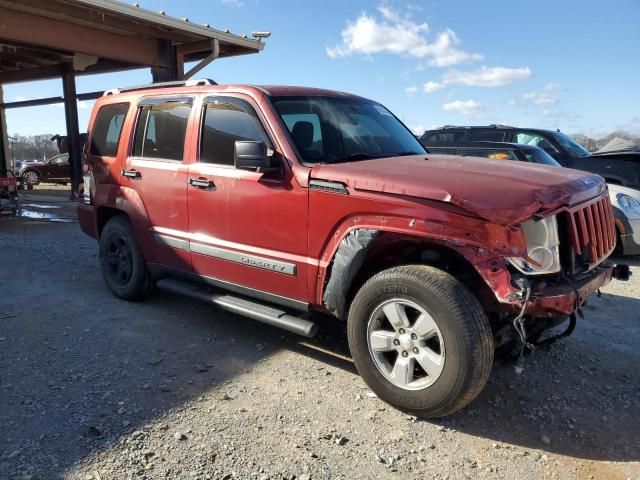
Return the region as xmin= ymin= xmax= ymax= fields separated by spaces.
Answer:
xmin=122 ymin=97 xmax=194 ymax=272
xmin=186 ymin=95 xmax=310 ymax=303
xmin=47 ymin=153 xmax=69 ymax=180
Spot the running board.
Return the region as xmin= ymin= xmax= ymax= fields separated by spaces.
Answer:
xmin=156 ymin=279 xmax=318 ymax=338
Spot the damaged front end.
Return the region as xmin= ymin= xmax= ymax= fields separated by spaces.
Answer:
xmin=475 ymin=192 xmax=630 ymax=352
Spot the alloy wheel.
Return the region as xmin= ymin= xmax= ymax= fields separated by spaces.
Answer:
xmin=367 ymin=299 xmax=445 ymax=390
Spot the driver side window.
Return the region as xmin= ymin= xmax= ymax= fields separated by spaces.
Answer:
xmin=515 ymin=132 xmax=558 ymax=153
xmin=200 ymin=101 xmax=268 ymax=166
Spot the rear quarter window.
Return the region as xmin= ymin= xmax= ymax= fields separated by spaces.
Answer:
xmin=422 ymin=131 xmax=465 ymax=143
xmin=89 ymin=103 xmax=129 ymax=157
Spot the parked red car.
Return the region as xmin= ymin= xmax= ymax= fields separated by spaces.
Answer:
xmin=78 ymin=80 xmax=627 ymax=417
xmin=16 ymin=153 xmax=70 ymax=186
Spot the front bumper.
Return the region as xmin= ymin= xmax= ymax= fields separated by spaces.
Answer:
xmin=525 ymin=263 xmax=615 ymax=316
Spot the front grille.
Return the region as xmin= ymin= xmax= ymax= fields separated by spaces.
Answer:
xmin=566 ymin=195 xmax=616 ymax=270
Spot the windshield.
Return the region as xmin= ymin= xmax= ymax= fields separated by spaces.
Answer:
xmin=552 ymin=131 xmax=591 ymax=157
xmin=271 ymin=96 xmax=426 ymax=164
xmin=523 ymin=148 xmax=562 ymax=166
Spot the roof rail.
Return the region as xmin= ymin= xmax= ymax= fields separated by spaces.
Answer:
xmin=488 ymin=124 xmax=514 ymax=128
xmin=103 ymin=78 xmax=217 ymax=96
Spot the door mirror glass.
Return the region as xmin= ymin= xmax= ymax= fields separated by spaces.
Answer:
xmin=234 ymin=141 xmax=272 ymax=171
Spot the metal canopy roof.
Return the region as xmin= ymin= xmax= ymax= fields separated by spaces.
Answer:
xmin=0 ymin=0 xmax=265 ymax=84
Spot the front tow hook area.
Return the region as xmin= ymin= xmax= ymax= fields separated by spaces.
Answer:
xmin=613 ymin=264 xmax=631 ymax=281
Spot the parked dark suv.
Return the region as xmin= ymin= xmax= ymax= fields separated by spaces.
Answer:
xmin=16 ymin=153 xmax=70 ymax=186
xmin=421 ymin=125 xmax=640 ymax=189
xmin=78 ymin=80 xmax=626 ymax=418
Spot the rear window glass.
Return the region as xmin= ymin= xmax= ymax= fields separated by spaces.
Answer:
xmin=458 ymin=148 xmax=517 ymax=160
xmin=421 ymin=131 xmax=465 ymax=143
xmin=90 ymin=103 xmax=129 ymax=157
xmin=469 ymin=130 xmax=506 ymax=142
xmin=133 ymin=101 xmax=192 ymax=161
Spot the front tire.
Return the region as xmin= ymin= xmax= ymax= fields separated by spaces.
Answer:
xmin=99 ymin=215 xmax=152 ymax=301
xmin=347 ymin=265 xmax=493 ymax=418
xmin=22 ymin=170 xmax=40 ymax=186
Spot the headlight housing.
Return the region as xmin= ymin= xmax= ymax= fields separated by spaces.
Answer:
xmin=617 ymin=193 xmax=640 ymax=218
xmin=507 ymin=215 xmax=561 ymax=275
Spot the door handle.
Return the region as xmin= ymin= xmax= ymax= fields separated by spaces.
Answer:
xmin=121 ymin=169 xmax=141 ymax=178
xmin=189 ymin=177 xmax=215 ymax=189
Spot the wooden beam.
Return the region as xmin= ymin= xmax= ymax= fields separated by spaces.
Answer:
xmin=0 ymin=64 xmax=63 ymax=84
xmin=0 ymin=90 xmax=103 ymax=109
xmin=3 ymin=0 xmax=199 ymax=43
xmin=0 ymin=7 xmax=160 ymax=67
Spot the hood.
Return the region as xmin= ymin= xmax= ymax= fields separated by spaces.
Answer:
xmin=311 ymin=154 xmax=606 ymax=225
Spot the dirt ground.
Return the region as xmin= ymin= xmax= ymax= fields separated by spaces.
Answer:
xmin=1 ymin=189 xmax=639 ymax=480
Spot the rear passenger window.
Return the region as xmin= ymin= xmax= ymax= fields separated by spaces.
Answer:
xmin=469 ymin=130 xmax=506 ymax=141
xmin=132 ymin=101 xmax=192 ymax=161
xmin=90 ymin=103 xmax=129 ymax=157
xmin=200 ymin=102 xmax=267 ymax=165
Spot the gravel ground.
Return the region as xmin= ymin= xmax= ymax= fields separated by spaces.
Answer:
xmin=1 ymin=192 xmax=639 ymax=480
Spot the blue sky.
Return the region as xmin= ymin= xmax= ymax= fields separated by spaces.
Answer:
xmin=5 ymin=0 xmax=640 ymax=138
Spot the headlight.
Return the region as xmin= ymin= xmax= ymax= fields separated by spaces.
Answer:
xmin=617 ymin=193 xmax=640 ymax=218
xmin=507 ymin=215 xmax=561 ymax=275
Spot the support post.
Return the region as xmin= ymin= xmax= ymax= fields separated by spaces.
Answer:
xmin=61 ymin=63 xmax=82 ymax=199
xmin=151 ymin=39 xmax=180 ymax=83
xmin=0 ymin=84 xmax=9 ymax=172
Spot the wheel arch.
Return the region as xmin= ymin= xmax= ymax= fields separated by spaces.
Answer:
xmin=321 ymin=228 xmax=501 ymax=320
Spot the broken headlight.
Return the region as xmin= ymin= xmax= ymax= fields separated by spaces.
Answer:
xmin=507 ymin=215 xmax=561 ymax=275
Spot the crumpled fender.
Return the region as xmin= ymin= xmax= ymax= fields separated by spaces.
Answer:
xmin=316 ymin=213 xmax=528 ymax=315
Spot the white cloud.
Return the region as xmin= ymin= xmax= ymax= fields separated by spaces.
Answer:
xmin=404 ymin=85 xmax=418 ymax=95
xmin=443 ymin=66 xmax=532 ymax=87
xmin=220 ymin=0 xmax=244 ymax=6
xmin=327 ymin=6 xmax=482 ymax=67
xmin=522 ymin=83 xmax=560 ymax=106
xmin=423 ymin=81 xmax=444 ymax=93
xmin=442 ymin=99 xmax=485 ymax=115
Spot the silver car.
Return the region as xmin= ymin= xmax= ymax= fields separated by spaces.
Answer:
xmin=610 ymin=184 xmax=640 ymax=255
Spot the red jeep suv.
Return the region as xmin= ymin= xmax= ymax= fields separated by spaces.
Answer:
xmin=78 ymin=79 xmax=626 ymax=417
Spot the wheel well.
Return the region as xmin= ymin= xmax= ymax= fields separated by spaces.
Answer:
xmin=341 ymin=233 xmax=497 ymax=316
xmin=22 ymin=168 xmax=40 ymax=177
xmin=96 ymin=207 xmax=127 ymax=236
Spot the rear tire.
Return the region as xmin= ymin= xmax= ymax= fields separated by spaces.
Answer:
xmin=347 ymin=265 xmax=493 ymax=418
xmin=99 ymin=215 xmax=152 ymax=301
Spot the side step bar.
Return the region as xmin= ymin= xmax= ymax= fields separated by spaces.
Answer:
xmin=156 ymin=279 xmax=318 ymax=338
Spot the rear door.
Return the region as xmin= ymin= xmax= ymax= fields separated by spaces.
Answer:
xmin=186 ymin=95 xmax=310 ymax=303
xmin=122 ymin=96 xmax=194 ymax=272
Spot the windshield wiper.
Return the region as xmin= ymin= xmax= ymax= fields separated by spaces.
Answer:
xmin=323 ymin=152 xmax=389 ymax=164
xmin=394 ymin=151 xmax=422 ymax=156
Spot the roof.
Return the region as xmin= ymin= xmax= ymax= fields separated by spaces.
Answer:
xmin=0 ymin=0 xmax=265 ymax=84
xmin=96 ymin=83 xmax=363 ymax=100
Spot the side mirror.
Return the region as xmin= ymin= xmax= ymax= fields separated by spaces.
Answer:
xmin=234 ymin=141 xmax=273 ymax=171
